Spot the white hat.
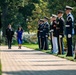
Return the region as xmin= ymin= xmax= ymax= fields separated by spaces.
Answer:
xmin=52 ymin=14 xmax=57 ymax=18
xmin=65 ymin=5 xmax=73 ymax=10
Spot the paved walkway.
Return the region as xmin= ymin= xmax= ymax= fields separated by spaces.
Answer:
xmin=0 ymin=46 xmax=76 ymax=75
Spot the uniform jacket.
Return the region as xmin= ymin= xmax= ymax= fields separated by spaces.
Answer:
xmin=50 ymin=20 xmax=57 ymax=37
xmin=37 ymin=24 xmax=44 ymax=37
xmin=37 ymin=24 xmax=41 ymax=37
xmin=43 ymin=22 xmax=49 ymax=36
xmin=56 ymin=17 xmax=65 ymax=37
xmin=6 ymin=28 xmax=14 ymax=38
xmin=65 ymin=13 xmax=74 ymax=35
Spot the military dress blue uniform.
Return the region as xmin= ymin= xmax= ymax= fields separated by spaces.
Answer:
xmin=56 ymin=10 xmax=65 ymax=54
xmin=37 ymin=19 xmax=44 ymax=50
xmin=50 ymin=21 xmax=53 ymax=51
xmin=65 ymin=6 xmax=74 ymax=56
xmin=43 ymin=21 xmax=49 ymax=50
xmin=66 ymin=13 xmax=74 ymax=56
xmin=57 ymin=17 xmax=65 ymax=54
xmin=51 ymin=19 xmax=58 ymax=54
xmin=37 ymin=23 xmax=42 ymax=49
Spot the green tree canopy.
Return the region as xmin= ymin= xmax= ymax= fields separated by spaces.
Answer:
xmin=0 ymin=0 xmax=76 ymax=34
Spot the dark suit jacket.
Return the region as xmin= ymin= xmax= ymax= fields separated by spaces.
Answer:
xmin=6 ymin=28 xmax=14 ymax=39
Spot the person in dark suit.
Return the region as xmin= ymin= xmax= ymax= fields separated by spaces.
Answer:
xmin=65 ymin=6 xmax=74 ymax=56
xmin=56 ymin=10 xmax=65 ymax=54
xmin=6 ymin=24 xmax=14 ymax=49
xmin=43 ymin=17 xmax=49 ymax=50
xmin=50 ymin=14 xmax=58 ymax=54
xmin=37 ymin=19 xmax=44 ymax=50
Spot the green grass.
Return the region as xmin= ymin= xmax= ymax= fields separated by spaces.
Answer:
xmin=23 ymin=43 xmax=39 ymax=50
xmin=24 ymin=43 xmax=76 ymax=62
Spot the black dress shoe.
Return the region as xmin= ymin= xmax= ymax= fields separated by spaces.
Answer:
xmin=8 ymin=47 xmax=11 ymax=49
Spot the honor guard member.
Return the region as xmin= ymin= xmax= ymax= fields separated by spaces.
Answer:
xmin=50 ymin=17 xmax=53 ymax=51
xmin=57 ymin=10 xmax=65 ymax=54
xmin=37 ymin=19 xmax=44 ymax=50
xmin=37 ymin=20 xmax=41 ymax=49
xmin=50 ymin=14 xmax=58 ymax=54
xmin=65 ymin=6 xmax=74 ymax=56
xmin=43 ymin=17 xmax=49 ymax=50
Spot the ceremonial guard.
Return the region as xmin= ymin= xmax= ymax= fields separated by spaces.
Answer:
xmin=56 ymin=10 xmax=65 ymax=54
xmin=43 ymin=17 xmax=49 ymax=50
xmin=37 ymin=20 xmax=41 ymax=49
xmin=6 ymin=24 xmax=14 ymax=49
xmin=50 ymin=14 xmax=58 ymax=54
xmin=65 ymin=6 xmax=74 ymax=56
xmin=49 ymin=17 xmax=53 ymax=51
xmin=37 ymin=19 xmax=44 ymax=50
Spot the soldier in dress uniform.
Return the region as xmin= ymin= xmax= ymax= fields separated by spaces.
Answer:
xmin=43 ymin=17 xmax=49 ymax=50
xmin=56 ymin=10 xmax=65 ymax=54
xmin=37 ymin=19 xmax=44 ymax=50
xmin=50 ymin=14 xmax=58 ymax=54
xmin=65 ymin=6 xmax=74 ymax=56
xmin=37 ymin=20 xmax=41 ymax=49
xmin=49 ymin=17 xmax=53 ymax=51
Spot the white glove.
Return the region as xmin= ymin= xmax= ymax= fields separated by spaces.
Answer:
xmin=46 ymin=35 xmax=48 ymax=37
xmin=51 ymin=29 xmax=54 ymax=32
xmin=59 ymin=35 xmax=62 ymax=38
xmin=68 ymin=34 xmax=71 ymax=38
xmin=65 ymin=25 xmax=70 ymax=27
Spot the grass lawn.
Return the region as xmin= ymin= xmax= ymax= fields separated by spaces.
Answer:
xmin=23 ymin=43 xmax=39 ymax=50
xmin=24 ymin=43 xmax=76 ymax=62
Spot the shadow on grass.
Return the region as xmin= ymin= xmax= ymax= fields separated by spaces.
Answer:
xmin=2 ymin=70 xmax=76 ymax=75
xmin=35 ymin=48 xmax=76 ymax=62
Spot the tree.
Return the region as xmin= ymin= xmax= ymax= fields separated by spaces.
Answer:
xmin=18 ymin=0 xmax=40 ymax=33
xmin=26 ymin=0 xmax=50 ymax=32
xmin=0 ymin=0 xmax=23 ymax=36
xmin=0 ymin=0 xmax=76 ymax=34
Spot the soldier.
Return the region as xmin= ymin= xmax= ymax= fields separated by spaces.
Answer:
xmin=50 ymin=14 xmax=58 ymax=54
xmin=37 ymin=19 xmax=44 ymax=50
xmin=6 ymin=24 xmax=14 ymax=49
xmin=56 ymin=10 xmax=65 ymax=54
xmin=49 ymin=17 xmax=53 ymax=51
xmin=65 ymin=6 xmax=74 ymax=56
xmin=43 ymin=17 xmax=49 ymax=50
xmin=37 ymin=20 xmax=41 ymax=49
